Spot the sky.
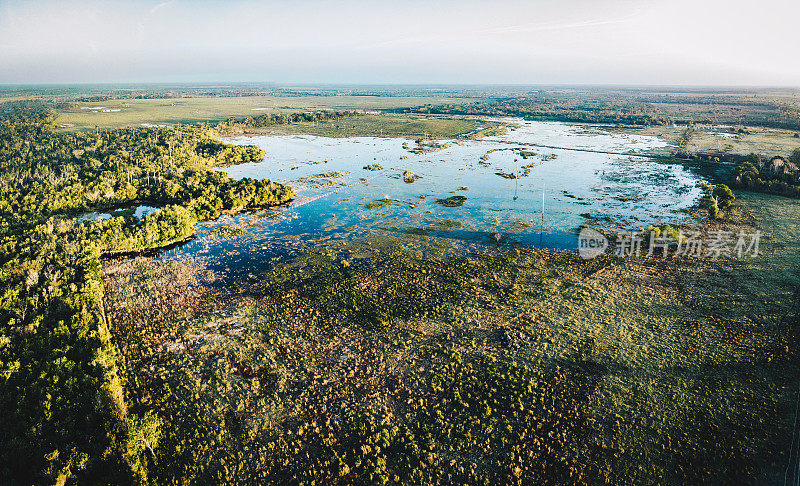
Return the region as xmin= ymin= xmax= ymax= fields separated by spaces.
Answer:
xmin=1 ymin=0 xmax=799 ymax=86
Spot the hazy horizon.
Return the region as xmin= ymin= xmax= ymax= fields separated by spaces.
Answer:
xmin=2 ymin=0 xmax=799 ymax=86
xmin=1 ymin=82 xmax=799 ymax=90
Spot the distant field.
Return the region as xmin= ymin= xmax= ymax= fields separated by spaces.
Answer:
xmin=618 ymin=125 xmax=800 ymax=157
xmin=53 ymin=95 xmax=475 ymax=131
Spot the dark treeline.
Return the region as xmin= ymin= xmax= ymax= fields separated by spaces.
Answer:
xmin=0 ymin=85 xmax=283 ymax=102
xmin=403 ymin=97 xmax=672 ymax=126
xmin=209 ymin=109 xmax=363 ymax=137
xmin=0 ymin=101 xmax=292 ymax=484
xmin=0 ymin=83 xmax=493 ymax=103
xmin=731 ymin=156 xmax=800 ymax=198
xmin=232 ymin=109 xmax=360 ymax=129
xmin=400 ymin=92 xmax=800 ymax=130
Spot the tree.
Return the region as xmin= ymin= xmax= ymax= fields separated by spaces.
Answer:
xmin=708 ymin=196 xmax=719 ymax=219
xmin=712 ymin=184 xmax=735 ymax=209
xmin=125 ymin=411 xmax=164 ymax=481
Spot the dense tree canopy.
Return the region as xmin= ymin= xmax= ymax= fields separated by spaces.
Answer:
xmin=0 ymin=102 xmax=292 ymax=484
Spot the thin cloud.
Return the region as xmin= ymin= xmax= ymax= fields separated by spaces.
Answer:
xmin=365 ymin=8 xmax=643 ymax=50
xmin=149 ymin=1 xmax=174 ymax=15
xmin=473 ymin=16 xmax=633 ymax=35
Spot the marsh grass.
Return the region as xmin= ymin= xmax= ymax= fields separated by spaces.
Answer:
xmin=434 ymin=195 xmax=467 ymax=207
xmin=103 ymin=191 xmax=800 ymax=484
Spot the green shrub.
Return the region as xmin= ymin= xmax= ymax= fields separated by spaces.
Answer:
xmin=712 ymin=184 xmax=735 ymax=209
xmin=646 ymin=224 xmax=684 ymax=244
xmin=708 ymin=196 xmax=719 ymax=219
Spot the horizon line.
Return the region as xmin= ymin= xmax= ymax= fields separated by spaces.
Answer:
xmin=1 ymin=82 xmax=799 ymax=90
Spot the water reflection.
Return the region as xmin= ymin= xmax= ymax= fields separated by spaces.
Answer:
xmin=163 ymin=119 xmax=704 ymax=275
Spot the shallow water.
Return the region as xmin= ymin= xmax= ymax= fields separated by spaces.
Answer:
xmin=162 ymin=119 xmax=704 ymax=274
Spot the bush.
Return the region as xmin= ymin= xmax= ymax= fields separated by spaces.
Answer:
xmin=646 ymin=224 xmax=684 ymax=244
xmin=708 ymin=196 xmax=719 ymax=219
xmin=712 ymin=184 xmax=735 ymax=209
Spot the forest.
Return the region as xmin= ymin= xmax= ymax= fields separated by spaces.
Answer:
xmin=402 ymin=88 xmax=800 ymax=130
xmin=0 ymin=101 xmax=292 ymax=484
xmin=731 ymin=157 xmax=800 ymax=198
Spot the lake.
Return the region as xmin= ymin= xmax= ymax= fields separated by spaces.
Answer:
xmin=164 ymin=119 xmax=705 ymax=274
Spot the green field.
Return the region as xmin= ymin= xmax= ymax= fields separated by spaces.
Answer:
xmin=54 ymin=95 xmax=475 ymax=131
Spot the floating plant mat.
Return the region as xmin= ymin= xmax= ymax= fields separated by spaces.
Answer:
xmin=166 ymin=119 xmax=705 ymax=272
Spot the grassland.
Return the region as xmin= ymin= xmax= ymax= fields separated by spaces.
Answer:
xmin=53 ymin=95 xmax=475 ymax=131
xmin=102 ymin=189 xmax=800 ymax=484
xmin=619 ymin=125 xmax=800 ymax=157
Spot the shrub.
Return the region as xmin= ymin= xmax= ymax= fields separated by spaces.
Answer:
xmin=712 ymin=184 xmax=735 ymax=209
xmin=708 ymin=196 xmax=719 ymax=219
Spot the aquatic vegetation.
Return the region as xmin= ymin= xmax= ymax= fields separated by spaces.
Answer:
xmin=101 ymin=241 xmax=613 ymax=483
xmin=407 ymin=139 xmax=449 ymax=155
xmin=478 ymin=148 xmax=509 ymax=167
xmin=434 ymin=219 xmax=462 ymax=229
xmin=504 ymin=219 xmax=532 ymax=230
xmin=300 ymin=171 xmax=348 ymax=179
xmin=613 ymin=195 xmax=643 ymax=202
xmin=364 ymin=198 xmax=393 ymax=209
xmin=210 ymin=224 xmax=247 ymax=239
xmin=402 ymin=170 xmax=421 ymax=183
xmin=219 ymin=119 xmax=703 ymax=244
xmin=99 ymin=201 xmax=800 ymax=485
xmin=400 ymin=219 xmax=464 ymax=236
xmin=363 ymin=163 xmax=383 ymax=171
xmin=253 ymin=247 xmax=479 ymax=330
xmin=297 ymin=171 xmax=349 ymax=188
xmin=494 ymin=169 xmax=519 ymax=179
xmin=434 ymin=195 xmax=466 ymax=207
xmin=496 ymin=157 xmax=539 ymax=179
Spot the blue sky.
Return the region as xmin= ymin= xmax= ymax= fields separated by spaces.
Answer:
xmin=1 ymin=0 xmax=798 ymax=85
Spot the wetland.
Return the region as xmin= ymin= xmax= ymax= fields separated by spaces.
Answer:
xmin=3 ymin=87 xmax=799 ymax=485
